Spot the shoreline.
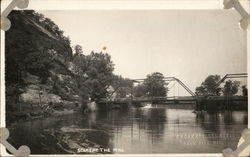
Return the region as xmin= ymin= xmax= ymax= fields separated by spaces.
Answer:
xmin=6 ymin=105 xmax=80 ymax=127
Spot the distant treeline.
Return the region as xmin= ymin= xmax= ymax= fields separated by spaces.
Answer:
xmin=195 ymin=75 xmax=247 ymax=97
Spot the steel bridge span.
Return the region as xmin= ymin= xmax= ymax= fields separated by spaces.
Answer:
xmin=99 ymin=73 xmax=247 ymax=111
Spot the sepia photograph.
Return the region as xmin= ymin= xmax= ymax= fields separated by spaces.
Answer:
xmin=1 ymin=1 xmax=249 ymax=155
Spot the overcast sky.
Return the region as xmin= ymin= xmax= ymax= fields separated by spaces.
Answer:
xmin=38 ymin=10 xmax=247 ymax=96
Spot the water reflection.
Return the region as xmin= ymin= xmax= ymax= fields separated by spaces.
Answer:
xmin=194 ymin=110 xmax=247 ymax=150
xmin=7 ymin=105 xmax=247 ymax=154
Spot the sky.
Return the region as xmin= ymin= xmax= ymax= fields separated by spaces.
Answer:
xmin=38 ymin=10 xmax=247 ymax=96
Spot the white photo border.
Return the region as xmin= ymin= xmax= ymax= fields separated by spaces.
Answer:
xmin=1 ymin=0 xmax=249 ymax=156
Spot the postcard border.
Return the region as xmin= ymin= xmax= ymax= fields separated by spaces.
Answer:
xmin=1 ymin=0 xmax=249 ymax=156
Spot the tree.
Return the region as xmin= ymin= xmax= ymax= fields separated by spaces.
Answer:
xmin=73 ymin=51 xmax=114 ymax=101
xmin=133 ymin=84 xmax=147 ymax=97
xmin=242 ymin=85 xmax=248 ymax=96
xmin=195 ymin=75 xmax=221 ymax=96
xmin=222 ymin=80 xmax=240 ymax=96
xmin=116 ymin=87 xmax=132 ymax=98
xmin=22 ymin=10 xmax=70 ymax=46
xmin=25 ymin=51 xmax=52 ymax=84
xmin=111 ymin=75 xmax=133 ymax=89
xmin=73 ymin=45 xmax=83 ymax=56
xmin=195 ymin=86 xmax=206 ymax=96
xmin=110 ymin=75 xmax=133 ymax=98
xmin=143 ymin=72 xmax=168 ymax=97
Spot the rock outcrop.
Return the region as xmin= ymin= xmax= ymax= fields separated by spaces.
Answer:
xmin=6 ymin=11 xmax=81 ymax=119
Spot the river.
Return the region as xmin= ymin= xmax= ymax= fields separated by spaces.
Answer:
xmin=7 ymin=104 xmax=248 ymax=154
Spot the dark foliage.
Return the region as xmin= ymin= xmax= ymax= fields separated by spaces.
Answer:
xmin=6 ymin=10 xmax=72 ymax=109
xmin=143 ymin=72 xmax=168 ymax=97
xmin=195 ymin=75 xmax=221 ymax=96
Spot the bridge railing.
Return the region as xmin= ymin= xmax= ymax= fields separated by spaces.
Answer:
xmin=99 ymin=96 xmax=197 ymax=103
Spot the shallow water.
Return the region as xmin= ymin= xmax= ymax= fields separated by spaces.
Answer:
xmin=7 ymin=104 xmax=248 ymax=154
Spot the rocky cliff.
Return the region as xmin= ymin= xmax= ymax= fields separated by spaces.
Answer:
xmin=6 ymin=11 xmax=81 ymax=123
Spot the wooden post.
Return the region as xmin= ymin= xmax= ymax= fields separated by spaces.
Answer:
xmin=18 ymin=95 xmax=21 ymax=112
xmin=39 ymin=91 xmax=43 ymax=107
xmin=130 ymin=89 xmax=133 ymax=105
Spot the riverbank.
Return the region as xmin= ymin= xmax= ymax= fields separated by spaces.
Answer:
xmin=6 ymin=101 xmax=81 ymax=127
xmin=7 ymin=110 xmax=113 ymax=154
xmin=39 ymin=125 xmax=112 ymax=154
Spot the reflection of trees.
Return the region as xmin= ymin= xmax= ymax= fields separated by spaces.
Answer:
xmin=195 ymin=111 xmax=247 ymax=147
xmin=196 ymin=111 xmax=246 ymax=131
xmin=195 ymin=112 xmax=227 ymax=148
xmin=77 ymin=107 xmax=168 ymax=152
xmin=223 ymin=111 xmax=234 ymax=124
xmin=133 ymin=108 xmax=167 ymax=143
xmin=78 ymin=108 xmax=247 ymax=153
xmin=195 ymin=112 xmax=222 ymax=136
xmin=97 ymin=107 xmax=167 ymax=144
xmin=243 ymin=114 xmax=248 ymax=124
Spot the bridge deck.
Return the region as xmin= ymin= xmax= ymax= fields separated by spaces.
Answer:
xmin=98 ymin=96 xmax=247 ymax=104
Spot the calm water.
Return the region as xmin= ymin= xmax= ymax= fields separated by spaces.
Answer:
xmin=7 ymin=104 xmax=248 ymax=154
